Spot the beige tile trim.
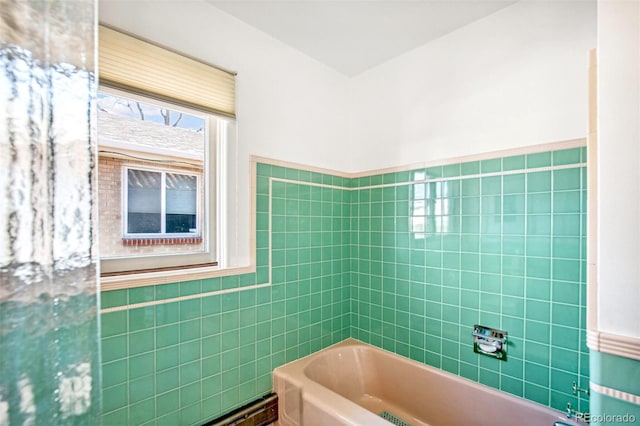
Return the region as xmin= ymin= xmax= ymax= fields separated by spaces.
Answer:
xmin=270 ymin=177 xmax=346 ymax=191
xmin=349 ymin=138 xmax=586 ymax=178
xmin=251 ymin=155 xmax=352 ymax=178
xmin=590 ymin=382 xmax=640 ymax=406
xmin=587 ymin=330 xmax=640 ymax=361
xmin=101 ymin=283 xmax=271 ymax=313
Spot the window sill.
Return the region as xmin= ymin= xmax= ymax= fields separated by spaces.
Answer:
xmin=122 ymin=237 xmax=202 ymax=246
xmin=100 ymin=263 xmax=256 ymax=291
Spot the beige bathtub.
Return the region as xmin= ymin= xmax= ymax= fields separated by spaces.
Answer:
xmin=273 ymin=338 xmax=584 ymax=426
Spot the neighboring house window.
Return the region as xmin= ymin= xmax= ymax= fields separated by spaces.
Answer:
xmin=125 ymin=168 xmax=199 ymax=236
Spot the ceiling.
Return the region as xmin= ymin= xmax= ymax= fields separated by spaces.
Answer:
xmin=208 ymin=0 xmax=518 ymax=76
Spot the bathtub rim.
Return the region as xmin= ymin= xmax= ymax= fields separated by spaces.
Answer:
xmin=273 ymin=338 xmax=586 ymax=426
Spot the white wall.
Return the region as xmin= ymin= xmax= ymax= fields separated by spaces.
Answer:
xmin=348 ymin=0 xmax=596 ymax=172
xmin=597 ymin=0 xmax=640 ymax=339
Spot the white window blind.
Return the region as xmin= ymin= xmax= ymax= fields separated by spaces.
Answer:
xmin=99 ymin=25 xmax=235 ymax=117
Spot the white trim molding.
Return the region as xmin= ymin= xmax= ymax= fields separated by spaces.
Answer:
xmin=590 ymin=382 xmax=640 ymax=406
xmin=101 ymin=283 xmax=271 ymax=313
xmin=587 ymin=330 xmax=640 ymax=361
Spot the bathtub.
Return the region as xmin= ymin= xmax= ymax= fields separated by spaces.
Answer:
xmin=273 ymin=339 xmax=584 ymax=426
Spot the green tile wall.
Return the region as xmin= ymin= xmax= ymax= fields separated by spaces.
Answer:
xmin=350 ymin=147 xmax=589 ymax=414
xmin=101 ymin=147 xmax=588 ymax=425
xmin=100 ymin=164 xmax=351 ymax=425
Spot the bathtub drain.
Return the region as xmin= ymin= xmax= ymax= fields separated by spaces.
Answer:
xmin=379 ymin=411 xmax=412 ymax=426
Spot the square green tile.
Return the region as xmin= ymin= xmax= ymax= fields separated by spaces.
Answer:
xmin=180 ymin=318 xmax=201 ymax=342
xmin=180 ymin=402 xmax=200 ymax=425
xmin=180 ymin=280 xmax=202 ymax=296
xmin=527 ymin=171 xmax=551 ymax=192
xmin=525 ymin=341 xmax=550 ymax=365
xmin=553 ymin=148 xmax=582 ymax=166
xmin=526 ymin=299 xmax=550 ymax=322
xmin=552 ymin=259 xmax=581 ymax=282
xmin=525 ymin=321 xmax=550 ymax=344
xmin=129 ymin=286 xmax=155 ymax=304
xmin=461 ymin=161 xmax=480 ymax=176
xmin=551 ymin=325 xmax=579 ymax=351
xmin=156 ymin=324 xmax=179 ymax=349
xmin=102 ymin=335 xmax=127 ymax=363
xmin=156 ymin=302 xmax=179 ymax=326
xmin=129 ymin=329 xmax=154 ymax=356
xmin=551 ymin=281 xmax=580 ymax=305
xmin=129 ymin=306 xmax=155 ymax=332
xmin=481 ymin=176 xmax=502 ymax=195
xmin=526 ymin=278 xmax=551 ymax=301
xmin=179 ymin=340 xmax=201 ymax=364
xmin=527 ymin=193 xmax=552 ymax=214
xmin=551 ymin=347 xmax=579 ymax=373
xmin=156 ymin=389 xmax=179 ymax=417
xmin=527 ymin=215 xmax=551 ymax=236
xmin=156 ymin=283 xmax=179 ymax=300
xmin=503 ymin=173 xmax=525 ymax=194
xmin=527 ymin=152 xmax=552 ymax=168
xmin=481 ymin=158 xmax=502 ymax=173
xmin=156 ymin=367 xmax=179 ymax=394
xmin=101 ymin=290 xmax=127 ymax=309
xmin=553 ymin=214 xmax=581 ymax=237
xmin=503 ymin=155 xmax=526 ymax=171
xmin=130 ymin=352 xmax=154 ymax=380
xmin=525 ymin=362 xmax=550 ymax=387
xmin=102 ymin=383 xmax=128 ymax=413
xmin=102 ymin=359 xmax=128 ymax=389
xmin=129 ymin=375 xmax=155 ymax=403
xmin=462 ymin=178 xmax=480 ymax=197
xmin=553 ymin=191 xmax=581 ymax=213
xmin=156 ymin=346 xmax=179 ymax=372
xmin=130 ymin=398 xmax=155 ymax=426
xmin=102 ymin=311 xmax=127 ymax=338
xmin=102 ymin=407 xmax=127 ymax=426
xmin=180 ymin=360 xmax=201 ymax=386
xmin=180 ymin=381 xmax=202 ymax=407
xmin=553 ymin=168 xmax=581 ymax=191
xmin=443 ymin=164 xmax=460 ymax=178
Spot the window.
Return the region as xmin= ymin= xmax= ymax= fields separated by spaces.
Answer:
xmin=97 ymin=25 xmax=252 ymax=282
xmin=98 ymin=88 xmax=219 ymax=274
xmin=125 ymin=169 xmax=199 ymax=236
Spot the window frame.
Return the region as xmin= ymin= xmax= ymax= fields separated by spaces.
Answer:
xmin=122 ymin=166 xmax=202 ymax=239
xmin=97 ymin=25 xmax=255 ymax=289
xmin=98 ymin=85 xmax=225 ymax=275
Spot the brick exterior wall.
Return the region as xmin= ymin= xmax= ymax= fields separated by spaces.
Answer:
xmin=98 ymin=154 xmax=205 ymax=258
